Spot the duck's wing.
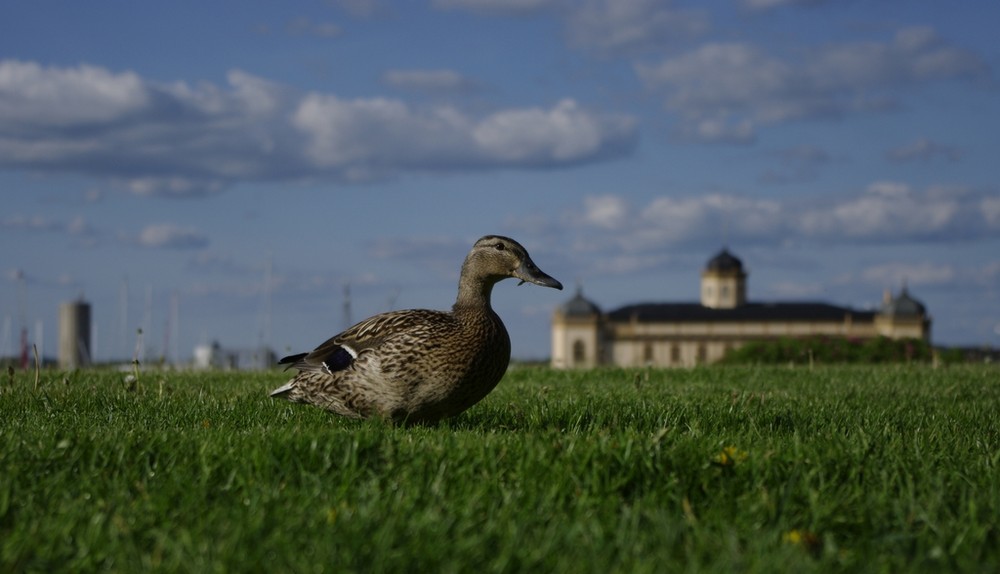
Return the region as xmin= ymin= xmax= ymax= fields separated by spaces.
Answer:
xmin=278 ymin=309 xmax=450 ymax=376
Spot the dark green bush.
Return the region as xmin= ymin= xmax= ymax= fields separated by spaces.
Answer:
xmin=719 ymin=335 xmax=937 ymax=365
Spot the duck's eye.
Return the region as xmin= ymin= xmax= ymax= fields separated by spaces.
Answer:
xmin=494 ymin=243 xmax=505 ymax=251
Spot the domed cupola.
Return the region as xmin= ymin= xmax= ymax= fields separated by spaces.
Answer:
xmin=559 ymin=286 xmax=601 ymax=317
xmin=701 ymin=248 xmax=748 ymax=309
xmin=880 ymin=286 xmax=927 ymax=318
xmin=551 ymin=285 xmax=605 ymax=369
xmin=705 ymin=249 xmax=744 ymax=273
xmin=874 ymin=285 xmax=931 ymax=341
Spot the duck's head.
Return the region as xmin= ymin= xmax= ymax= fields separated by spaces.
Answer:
xmin=463 ymin=235 xmax=563 ymax=291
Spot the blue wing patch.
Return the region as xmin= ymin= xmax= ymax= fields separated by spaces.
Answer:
xmin=321 ymin=346 xmax=356 ymax=373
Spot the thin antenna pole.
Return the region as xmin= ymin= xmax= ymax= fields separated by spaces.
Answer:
xmin=16 ymin=270 xmax=27 ymax=369
xmin=171 ymin=292 xmax=179 ymax=365
xmin=722 ymin=202 xmax=731 ymax=248
xmin=142 ymin=285 xmax=152 ymax=364
xmin=263 ymin=256 xmax=272 ymax=351
xmin=119 ymin=277 xmax=129 ymax=360
xmin=1 ymin=315 xmax=9 ymax=360
xmin=162 ymin=299 xmax=170 ymax=366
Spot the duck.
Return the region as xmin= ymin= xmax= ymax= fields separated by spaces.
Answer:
xmin=269 ymin=235 xmax=563 ymax=424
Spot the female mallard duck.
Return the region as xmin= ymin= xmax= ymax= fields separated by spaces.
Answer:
xmin=270 ymin=235 xmax=562 ymax=424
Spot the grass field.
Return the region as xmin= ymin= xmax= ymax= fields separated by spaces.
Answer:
xmin=2 ymin=364 xmax=999 ymax=573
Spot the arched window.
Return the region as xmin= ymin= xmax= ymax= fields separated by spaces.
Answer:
xmin=572 ymin=340 xmax=586 ymax=364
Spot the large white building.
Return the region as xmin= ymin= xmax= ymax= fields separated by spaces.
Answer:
xmin=551 ymin=249 xmax=931 ymax=369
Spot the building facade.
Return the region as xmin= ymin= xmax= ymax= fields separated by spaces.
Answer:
xmin=551 ymin=249 xmax=931 ymax=369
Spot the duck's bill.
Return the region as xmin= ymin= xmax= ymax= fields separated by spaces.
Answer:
xmin=515 ymin=259 xmax=563 ymax=290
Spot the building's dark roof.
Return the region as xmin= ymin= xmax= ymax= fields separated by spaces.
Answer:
xmin=608 ymin=302 xmax=876 ymax=323
xmin=705 ymin=248 xmax=744 ymax=273
xmin=880 ymin=287 xmax=926 ymax=317
xmin=559 ymin=288 xmax=602 ymax=317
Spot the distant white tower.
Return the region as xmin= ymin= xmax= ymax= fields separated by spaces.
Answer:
xmin=59 ymin=299 xmax=91 ymax=369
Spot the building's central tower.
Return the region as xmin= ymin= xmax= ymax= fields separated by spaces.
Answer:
xmin=700 ymin=249 xmax=747 ymax=309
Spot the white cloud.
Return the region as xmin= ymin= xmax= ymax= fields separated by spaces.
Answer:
xmin=684 ymin=116 xmax=756 ymax=144
xmin=565 ymin=0 xmax=708 ymax=55
xmin=293 ymin=95 xmax=635 ymax=174
xmin=983 ymin=197 xmax=1000 ymax=227
xmin=0 ymin=59 xmax=636 ymax=187
xmin=810 ymin=27 xmax=986 ymax=87
xmin=640 ymin=194 xmax=783 ymax=245
xmin=125 ymin=176 xmax=227 ymax=198
xmin=135 ymin=224 xmax=209 ymax=250
xmin=291 ymin=94 xmax=471 ymax=174
xmin=636 ymin=27 xmax=988 ymax=143
xmin=582 ymin=195 xmax=629 ymax=229
xmin=434 ymin=0 xmax=706 ymax=54
xmin=66 ymin=216 xmax=92 ymax=237
xmin=0 ymin=63 xmax=298 ymax=186
xmin=798 ymin=181 xmax=966 ymax=239
xmin=549 ymin=184 xmax=999 ymax=275
xmin=4 ymin=268 xmax=25 ymax=283
xmin=0 ymin=60 xmax=147 ymax=127
xmin=859 ymin=262 xmax=956 ymax=287
xmin=562 ymin=193 xmax=785 ymax=264
xmin=224 ymin=70 xmax=287 ymax=116
xmin=473 ymin=99 xmax=633 ymax=163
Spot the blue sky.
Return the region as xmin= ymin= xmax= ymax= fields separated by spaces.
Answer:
xmin=2 ymin=0 xmax=998 ymax=363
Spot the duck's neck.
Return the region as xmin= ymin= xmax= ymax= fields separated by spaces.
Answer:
xmin=453 ymin=264 xmax=498 ymax=312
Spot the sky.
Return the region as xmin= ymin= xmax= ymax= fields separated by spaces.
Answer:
xmin=1 ymin=0 xmax=999 ymax=364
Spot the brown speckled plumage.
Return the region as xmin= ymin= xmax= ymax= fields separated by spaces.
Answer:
xmin=270 ymin=235 xmax=562 ymax=424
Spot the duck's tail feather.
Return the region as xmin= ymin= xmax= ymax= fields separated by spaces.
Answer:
xmin=278 ymin=353 xmax=308 ymax=370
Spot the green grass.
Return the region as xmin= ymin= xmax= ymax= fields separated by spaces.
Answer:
xmin=2 ymin=365 xmax=999 ymax=573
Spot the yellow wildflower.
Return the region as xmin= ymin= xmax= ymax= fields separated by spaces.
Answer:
xmin=712 ymin=445 xmax=748 ymax=467
xmin=783 ymin=529 xmax=821 ymax=555
xmin=783 ymin=529 xmax=804 ymax=544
